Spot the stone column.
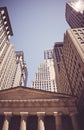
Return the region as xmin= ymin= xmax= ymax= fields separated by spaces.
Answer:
xmin=20 ymin=112 xmax=28 ymax=130
xmin=54 ymin=112 xmax=63 ymax=130
xmin=70 ymin=113 xmax=80 ymax=130
xmin=2 ymin=112 xmax=12 ymax=130
xmin=37 ymin=112 xmax=45 ymax=130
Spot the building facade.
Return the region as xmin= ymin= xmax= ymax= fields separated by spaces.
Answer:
xmin=0 ymin=7 xmax=16 ymax=90
xmin=66 ymin=0 xmax=84 ymax=28
xmin=12 ymin=51 xmax=27 ymax=87
xmin=44 ymin=49 xmax=53 ymax=59
xmin=31 ymin=49 xmax=57 ymax=92
xmin=53 ymin=0 xmax=84 ymax=111
xmin=0 ymin=86 xmax=82 ymax=130
xmin=53 ymin=42 xmax=63 ymax=89
xmin=0 ymin=7 xmax=27 ymax=90
xmin=59 ymin=28 xmax=84 ymax=109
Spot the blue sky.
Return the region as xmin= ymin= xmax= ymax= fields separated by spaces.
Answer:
xmin=0 ymin=0 xmax=69 ymax=86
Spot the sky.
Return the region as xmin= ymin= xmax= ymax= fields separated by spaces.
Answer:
xmin=0 ymin=0 xmax=70 ymax=86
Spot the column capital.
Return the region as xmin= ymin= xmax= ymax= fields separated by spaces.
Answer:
xmin=37 ymin=112 xmax=45 ymax=130
xmin=2 ymin=112 xmax=12 ymax=130
xmin=69 ymin=112 xmax=78 ymax=116
xmin=4 ymin=112 xmax=12 ymax=116
xmin=20 ymin=113 xmax=28 ymax=130
xmin=53 ymin=112 xmax=62 ymax=116
xmin=20 ymin=112 xmax=28 ymax=116
xmin=54 ymin=112 xmax=63 ymax=130
xmin=20 ymin=112 xmax=28 ymax=120
xmin=4 ymin=112 xmax=12 ymax=119
xmin=37 ymin=112 xmax=45 ymax=117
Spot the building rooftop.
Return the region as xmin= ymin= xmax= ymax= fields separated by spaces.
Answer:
xmin=68 ymin=0 xmax=84 ymax=13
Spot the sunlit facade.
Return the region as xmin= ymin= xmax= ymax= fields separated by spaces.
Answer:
xmin=0 ymin=7 xmax=27 ymax=90
xmin=66 ymin=0 xmax=84 ymax=28
xmin=31 ymin=49 xmax=57 ymax=92
xmin=59 ymin=28 xmax=84 ymax=109
xmin=0 ymin=7 xmax=16 ymax=90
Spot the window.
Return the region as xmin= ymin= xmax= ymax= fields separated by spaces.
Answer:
xmin=82 ymin=72 xmax=84 ymax=81
xmin=81 ymin=42 xmax=84 ymax=44
xmin=78 ymin=63 xmax=81 ymax=68
xmin=78 ymin=37 xmax=82 ymax=40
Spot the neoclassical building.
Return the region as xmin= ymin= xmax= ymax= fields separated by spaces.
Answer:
xmin=0 ymin=86 xmax=80 ymax=130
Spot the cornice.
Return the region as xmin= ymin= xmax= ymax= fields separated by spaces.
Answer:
xmin=0 ymin=98 xmax=76 ymax=108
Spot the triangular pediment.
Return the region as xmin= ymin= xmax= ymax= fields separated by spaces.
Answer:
xmin=0 ymin=86 xmax=73 ymax=100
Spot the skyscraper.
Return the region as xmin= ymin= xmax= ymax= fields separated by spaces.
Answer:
xmin=12 ymin=51 xmax=27 ymax=87
xmin=66 ymin=0 xmax=84 ymax=28
xmin=31 ymin=49 xmax=57 ymax=92
xmin=59 ymin=28 xmax=84 ymax=109
xmin=0 ymin=7 xmax=27 ymax=90
xmin=55 ymin=0 xmax=84 ymax=110
xmin=53 ymin=42 xmax=63 ymax=89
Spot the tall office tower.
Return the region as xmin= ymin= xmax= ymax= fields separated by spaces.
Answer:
xmin=66 ymin=0 xmax=84 ymax=28
xmin=0 ymin=7 xmax=27 ymax=90
xmin=60 ymin=28 xmax=84 ymax=109
xmin=0 ymin=7 xmax=16 ymax=90
xmin=12 ymin=51 xmax=27 ymax=87
xmin=53 ymin=42 xmax=63 ymax=89
xmin=31 ymin=49 xmax=57 ymax=92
